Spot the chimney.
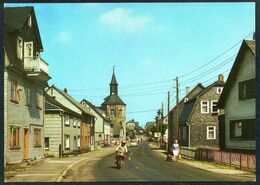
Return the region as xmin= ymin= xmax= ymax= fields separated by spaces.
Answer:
xmin=64 ymin=88 xmax=68 ymax=94
xmin=186 ymin=87 xmax=190 ymax=95
xmin=218 ymin=74 xmax=224 ymax=82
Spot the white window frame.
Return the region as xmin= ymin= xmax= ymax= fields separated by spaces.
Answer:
xmin=24 ymin=41 xmax=33 ymax=58
xmin=64 ymin=114 xmax=70 ymax=126
xmin=73 ymin=117 xmax=77 ymax=127
xmin=28 ymin=16 xmax=32 ymax=27
xmin=17 ymin=37 xmax=23 ymax=59
xmin=65 ymin=135 xmax=70 ymax=149
xmin=211 ymin=100 xmax=219 ymax=113
xmin=216 ymin=87 xmax=223 ymax=94
xmin=206 ymin=126 xmax=216 ymax=139
xmin=77 ymin=119 xmax=81 ymax=127
xmin=201 ymin=101 xmax=209 ymax=113
xmin=77 ymin=136 xmax=80 ymax=148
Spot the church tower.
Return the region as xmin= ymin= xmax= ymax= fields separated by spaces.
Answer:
xmin=102 ymin=67 xmax=126 ymax=140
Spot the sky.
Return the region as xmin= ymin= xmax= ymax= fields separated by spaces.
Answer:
xmin=5 ymin=3 xmax=255 ymax=128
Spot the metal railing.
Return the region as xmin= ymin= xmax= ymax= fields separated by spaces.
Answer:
xmin=24 ymin=57 xmax=49 ymax=74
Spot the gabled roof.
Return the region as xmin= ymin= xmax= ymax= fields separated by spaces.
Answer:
xmin=169 ymin=83 xmax=204 ymax=113
xmin=81 ymin=99 xmax=111 ymax=122
xmin=102 ymin=94 xmax=126 ymax=106
xmin=45 ymin=94 xmax=81 ymax=117
xmin=179 ymin=80 xmax=225 ymax=124
xmin=4 ymin=6 xmax=43 ymax=51
xmin=49 ymin=85 xmax=95 ymax=117
xmin=218 ymin=40 xmax=256 ymax=108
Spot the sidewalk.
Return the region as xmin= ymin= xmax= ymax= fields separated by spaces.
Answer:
xmin=149 ymin=143 xmax=255 ymax=179
xmin=4 ymin=146 xmax=116 ymax=182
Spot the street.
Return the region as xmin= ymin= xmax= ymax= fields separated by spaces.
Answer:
xmin=62 ymin=142 xmax=253 ymax=182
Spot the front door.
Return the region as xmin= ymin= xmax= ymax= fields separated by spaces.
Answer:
xmin=24 ymin=129 xmax=29 ymax=159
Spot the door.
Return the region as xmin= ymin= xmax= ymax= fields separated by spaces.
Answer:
xmin=24 ymin=129 xmax=29 ymax=159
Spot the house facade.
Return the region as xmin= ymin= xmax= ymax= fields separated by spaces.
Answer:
xmin=167 ymin=83 xmax=204 ymax=151
xmin=4 ymin=7 xmax=51 ymax=165
xmin=178 ymin=75 xmax=225 ymax=149
xmin=218 ymin=40 xmax=256 ymax=151
xmin=101 ymin=69 xmax=126 ymax=140
xmin=44 ymin=94 xmax=82 ymax=157
xmin=46 ymin=85 xmax=96 ymax=151
xmin=81 ymin=99 xmax=111 ymax=147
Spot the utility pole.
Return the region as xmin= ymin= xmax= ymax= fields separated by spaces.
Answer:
xmin=167 ymin=91 xmax=170 ymax=152
xmin=161 ymin=102 xmax=164 ymax=148
xmin=176 ymin=76 xmax=179 ymax=140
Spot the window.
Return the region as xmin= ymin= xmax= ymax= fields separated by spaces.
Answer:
xmin=118 ymin=109 xmax=122 ymax=117
xmin=65 ymin=135 xmax=70 ymax=149
xmin=65 ymin=114 xmax=69 ymax=126
xmin=36 ymin=91 xmax=42 ymax=109
xmin=239 ymin=79 xmax=256 ymax=100
xmin=207 ymin=126 xmax=216 ymax=139
xmin=34 ymin=128 xmax=41 ymax=147
xmin=44 ymin=137 xmax=49 ymax=149
xmin=24 ymin=42 xmax=33 ymax=58
xmin=78 ymin=136 xmax=80 ymax=148
xmin=216 ymin=87 xmax=223 ymax=94
xmin=73 ymin=117 xmax=76 ymax=127
xmin=10 ymin=126 xmax=20 ymax=148
xmin=28 ymin=16 xmax=32 ymax=27
xmin=211 ymin=101 xmax=218 ymax=113
xmin=69 ymin=116 xmax=74 ymax=126
xmin=230 ymin=119 xmax=255 ymax=140
xmin=110 ymin=109 xmax=115 ymax=117
xmin=77 ymin=118 xmax=81 ymax=127
xmin=17 ymin=37 xmax=23 ymax=59
xmin=10 ymin=80 xmax=19 ymax=102
xmin=25 ymin=87 xmax=32 ymax=106
xmin=201 ymin=101 xmax=209 ymax=113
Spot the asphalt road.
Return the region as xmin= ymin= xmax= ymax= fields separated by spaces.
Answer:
xmin=62 ymin=142 xmax=253 ymax=182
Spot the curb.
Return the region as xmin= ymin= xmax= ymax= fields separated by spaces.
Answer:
xmin=55 ymin=148 xmax=115 ymax=182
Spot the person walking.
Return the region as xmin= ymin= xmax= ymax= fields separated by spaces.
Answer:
xmin=171 ymin=139 xmax=180 ymax=161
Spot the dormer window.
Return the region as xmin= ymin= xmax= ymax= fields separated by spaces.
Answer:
xmin=216 ymin=87 xmax=223 ymax=94
xmin=28 ymin=16 xmax=32 ymax=27
xmin=24 ymin=42 xmax=33 ymax=58
xmin=17 ymin=37 xmax=23 ymax=59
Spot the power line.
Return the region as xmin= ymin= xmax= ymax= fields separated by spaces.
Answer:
xmin=180 ymin=54 xmax=236 ymax=85
xmin=127 ymin=109 xmax=158 ymax=114
xmin=179 ymin=31 xmax=254 ymax=78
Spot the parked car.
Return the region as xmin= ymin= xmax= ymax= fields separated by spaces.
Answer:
xmin=130 ymin=140 xmax=138 ymax=147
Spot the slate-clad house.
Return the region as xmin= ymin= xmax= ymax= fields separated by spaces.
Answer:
xmin=178 ymin=75 xmax=225 ymax=149
xmin=46 ymin=85 xmax=96 ymax=151
xmin=44 ymin=94 xmax=82 ymax=157
xmin=81 ymin=99 xmax=111 ymax=147
xmin=101 ymin=69 xmax=126 ymax=140
xmin=218 ymin=39 xmax=256 ymax=151
xmin=4 ymin=7 xmax=51 ymax=165
xmin=168 ymin=83 xmax=204 ymax=151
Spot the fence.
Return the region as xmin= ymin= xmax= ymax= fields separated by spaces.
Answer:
xmin=214 ymin=151 xmax=256 ymax=172
xmin=181 ymin=147 xmax=255 ymax=172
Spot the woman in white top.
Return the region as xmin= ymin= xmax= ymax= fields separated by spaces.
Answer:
xmin=171 ymin=139 xmax=180 ymax=161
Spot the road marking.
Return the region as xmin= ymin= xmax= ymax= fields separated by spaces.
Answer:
xmin=45 ymin=160 xmax=76 ymax=164
xmin=16 ymin=174 xmax=60 ymax=177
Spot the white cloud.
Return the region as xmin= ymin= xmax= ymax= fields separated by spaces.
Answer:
xmin=56 ymin=31 xmax=73 ymax=43
xmin=99 ymin=7 xmax=153 ymax=33
xmin=140 ymin=58 xmax=155 ymax=67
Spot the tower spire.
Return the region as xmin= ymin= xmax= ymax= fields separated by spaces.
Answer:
xmin=110 ymin=66 xmax=118 ymax=95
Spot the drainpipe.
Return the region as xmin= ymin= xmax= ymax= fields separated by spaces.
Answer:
xmin=59 ymin=111 xmax=64 ymax=157
xmin=186 ymin=122 xmax=191 ymax=148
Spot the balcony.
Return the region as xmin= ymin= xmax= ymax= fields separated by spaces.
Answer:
xmin=23 ymin=57 xmax=50 ymax=82
xmin=24 ymin=57 xmax=49 ymax=74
